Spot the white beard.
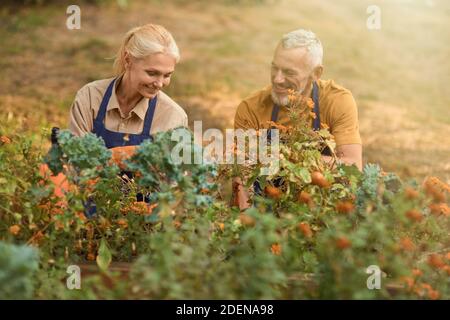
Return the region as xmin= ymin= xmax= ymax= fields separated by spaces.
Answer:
xmin=270 ymin=91 xmax=289 ymax=106
xmin=271 ymin=85 xmax=308 ymax=106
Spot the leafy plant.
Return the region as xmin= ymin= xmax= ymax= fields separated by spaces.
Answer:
xmin=0 ymin=241 xmax=39 ymax=299
xmin=0 ymin=118 xmax=448 ymax=299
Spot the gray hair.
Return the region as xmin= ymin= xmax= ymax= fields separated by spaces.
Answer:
xmin=280 ymin=29 xmax=323 ymax=69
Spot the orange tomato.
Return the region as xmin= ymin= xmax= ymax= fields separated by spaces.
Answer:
xmin=9 ymin=225 xmax=21 ymax=236
xmin=399 ymin=237 xmax=415 ymax=251
xmin=239 ymin=213 xmax=256 ymax=227
xmin=335 ymin=236 xmax=351 ymax=249
xmin=428 ymin=254 xmax=445 ymax=269
xmin=404 ymin=187 xmax=419 ymax=200
xmin=264 ymin=185 xmax=282 ymax=199
xmin=297 ymin=191 xmax=313 ymax=207
xmin=405 ymin=209 xmax=423 ymax=222
xmin=298 ymin=222 xmax=313 ymax=238
xmin=335 ymin=201 xmax=355 ymax=214
xmin=311 ymin=171 xmax=330 ymax=188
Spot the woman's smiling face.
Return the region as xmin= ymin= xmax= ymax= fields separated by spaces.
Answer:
xmin=126 ymin=52 xmax=176 ymax=99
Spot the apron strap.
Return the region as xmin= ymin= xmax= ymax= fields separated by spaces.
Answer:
xmin=141 ymin=95 xmax=158 ymax=135
xmin=312 ymin=81 xmax=321 ymax=130
xmin=267 ymin=104 xmax=280 ymax=141
xmin=95 ymin=79 xmax=116 ymax=124
xmin=271 ymin=103 xmax=280 ymax=122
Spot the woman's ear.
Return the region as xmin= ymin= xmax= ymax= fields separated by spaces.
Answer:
xmin=124 ymin=51 xmax=132 ymax=70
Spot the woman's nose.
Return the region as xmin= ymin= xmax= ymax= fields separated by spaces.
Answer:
xmin=153 ymin=77 xmax=164 ymax=89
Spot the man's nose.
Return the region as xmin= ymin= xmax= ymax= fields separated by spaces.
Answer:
xmin=273 ymin=70 xmax=285 ymax=83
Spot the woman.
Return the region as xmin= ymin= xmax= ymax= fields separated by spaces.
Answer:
xmin=64 ymin=24 xmax=187 ymax=214
xmin=69 ymin=23 xmax=187 ymax=148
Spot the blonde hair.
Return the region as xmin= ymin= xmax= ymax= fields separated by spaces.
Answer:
xmin=113 ymin=24 xmax=180 ymax=75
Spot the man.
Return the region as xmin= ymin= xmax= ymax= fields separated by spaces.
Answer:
xmin=233 ymin=29 xmax=362 ymax=210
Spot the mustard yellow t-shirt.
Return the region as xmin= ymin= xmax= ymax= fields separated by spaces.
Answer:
xmin=234 ymin=79 xmax=362 ymax=146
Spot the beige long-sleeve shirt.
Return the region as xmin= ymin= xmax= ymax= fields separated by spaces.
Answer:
xmin=69 ymin=77 xmax=188 ymax=137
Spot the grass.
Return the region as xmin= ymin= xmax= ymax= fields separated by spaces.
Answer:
xmin=0 ymin=0 xmax=449 ymax=182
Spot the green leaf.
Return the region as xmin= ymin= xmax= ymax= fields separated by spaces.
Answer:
xmin=145 ymin=212 xmax=160 ymax=223
xmin=0 ymin=241 xmax=39 ymax=299
xmin=96 ymin=238 xmax=112 ymax=272
xmin=158 ymin=202 xmax=172 ymax=218
xmin=302 ymin=252 xmax=318 ymax=271
xmin=297 ymin=167 xmax=311 ymax=184
xmin=339 ymin=163 xmax=362 ymax=180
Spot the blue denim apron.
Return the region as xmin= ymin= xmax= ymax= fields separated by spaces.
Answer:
xmin=253 ymin=81 xmax=331 ymax=196
xmin=92 ymin=78 xmax=157 ymax=148
xmin=85 ymin=78 xmax=157 ymax=216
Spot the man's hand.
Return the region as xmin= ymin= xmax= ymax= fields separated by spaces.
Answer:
xmin=322 ymin=144 xmax=362 ymax=171
xmin=231 ymin=177 xmax=251 ymax=211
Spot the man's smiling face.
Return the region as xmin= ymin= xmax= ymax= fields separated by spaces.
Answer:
xmin=270 ymin=44 xmax=315 ymax=106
